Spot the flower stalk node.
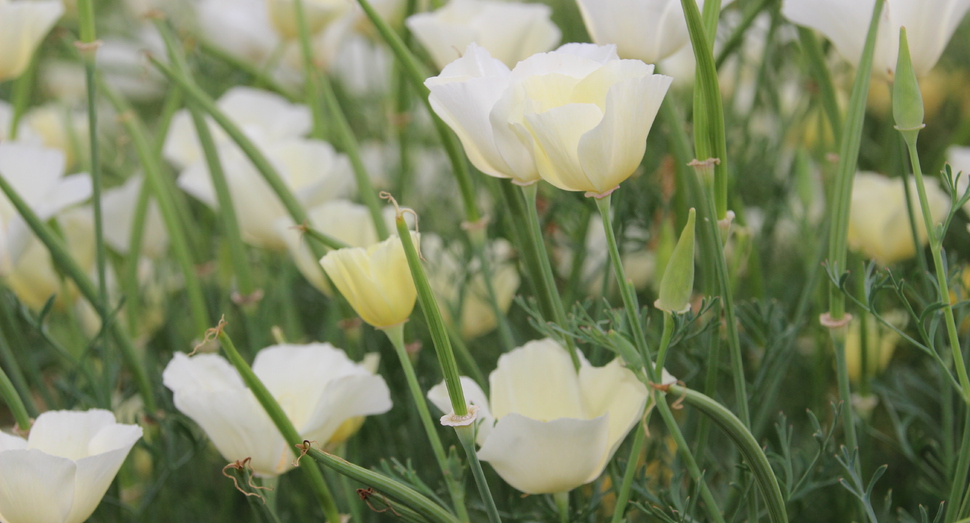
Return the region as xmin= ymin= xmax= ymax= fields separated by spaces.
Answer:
xmin=584 ymin=186 xmax=620 ymax=199
xmin=190 ymin=315 xmax=228 ymax=356
xmin=73 ymin=39 xmax=103 ymax=56
xmin=222 ymin=457 xmax=273 ymax=503
xmin=460 ymin=216 xmax=490 ymax=232
xmin=819 ymin=312 xmax=853 ymax=329
xmin=440 ymin=404 xmax=479 ymax=427
xmin=231 ymin=289 xmax=265 ymax=307
xmin=893 ymin=124 xmax=927 ymax=132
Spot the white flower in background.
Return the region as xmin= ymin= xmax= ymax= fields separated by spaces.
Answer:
xmin=407 ymin=0 xmax=561 ymax=70
xmin=163 ymin=343 xmax=392 ymax=477
xmin=197 ymin=0 xmax=282 ymax=63
xmin=178 ymin=138 xmax=354 ymax=249
xmin=101 ymin=175 xmax=168 ymax=258
xmin=5 ymin=207 xmax=95 ymax=309
xmin=0 ymin=142 xmax=91 ymax=276
xmin=39 ymin=60 xmax=88 ymax=105
xmin=781 ymin=0 xmax=970 ymax=78
xmin=22 ymin=103 xmax=88 ymax=171
xmin=0 ymin=410 xmax=142 ymax=523
xmin=576 ymin=0 xmax=734 ymax=64
xmin=421 ymin=233 xmax=521 ymax=339
xmin=429 ymin=339 xmax=666 ymax=494
xmin=265 ymin=0 xmax=350 ymax=39
xmin=0 ymin=101 xmax=41 ymax=143
xmin=276 ymin=200 xmax=384 ymax=295
xmin=847 ymin=172 xmax=949 ymax=266
xmin=163 ymin=86 xmax=312 ymax=170
xmin=331 ymin=34 xmax=392 ymax=96
xmin=0 ymin=0 xmax=64 ymax=82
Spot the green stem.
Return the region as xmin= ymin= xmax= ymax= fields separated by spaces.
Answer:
xmin=522 ymin=183 xmax=580 ymax=368
xmin=680 ymin=0 xmax=730 ymax=219
xmin=215 ymin=328 xmax=340 ymax=523
xmin=697 ymin=170 xmax=751 ymax=427
xmin=554 ymin=491 xmax=569 ymax=523
xmin=669 ymin=385 xmax=789 ymax=523
xmin=290 ymin=0 xmax=327 ymax=140
xmin=826 ymin=0 xmax=885 ymax=320
xmin=97 ymin=78 xmax=211 ymax=338
xmin=903 ymin=139 xmax=970 ymax=402
xmin=0 ymin=169 xmax=157 ymax=413
xmin=832 ymin=326 xmax=860 ymax=474
xmin=446 ymin=322 xmax=488 ymax=389
xmin=655 ymin=312 xmax=676 ymax=375
xmin=155 ymin=21 xmax=257 ymax=298
xmin=610 ymin=417 xmax=646 ymax=523
xmin=7 ymin=55 xmax=36 ymax=140
xmin=197 ymin=41 xmax=297 ymax=101
xmin=304 ymin=448 xmax=461 ymax=523
xmin=797 ymin=28 xmax=843 ymax=144
xmin=947 ymin=407 xmax=970 ymax=523
xmin=0 ymin=349 xmax=32 ymax=431
xmin=382 ymin=324 xmax=470 ymax=522
xmin=0 ymin=308 xmax=38 ymax=417
xmin=355 ymin=0 xmax=481 ymax=226
xmin=594 ymin=195 xmax=649 ymax=366
xmin=455 ymin=425 xmax=501 ymax=523
xmin=468 ymin=233 xmax=516 ymax=352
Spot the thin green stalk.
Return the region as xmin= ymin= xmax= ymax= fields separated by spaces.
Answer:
xmin=797 ymin=28 xmax=843 ymax=144
xmin=304 ymin=448 xmax=461 ymax=523
xmin=446 ymin=322 xmax=488 ymax=388
xmin=0 ymin=169 xmax=157 ymax=413
xmin=290 ymin=0 xmax=327 ymax=140
xmin=0 ymin=342 xmax=32 ymax=431
xmin=555 ymin=491 xmax=569 ymax=523
xmin=382 ymin=324 xmax=470 ymax=522
xmin=903 ymin=139 xmax=970 ymax=401
xmin=0 ymin=308 xmax=38 ymax=417
xmin=522 ymin=183 xmax=580 ymax=368
xmin=826 ymin=0 xmax=885 ymax=320
xmin=124 ymin=180 xmax=151 ymax=335
xmin=355 ymin=0 xmax=482 ymax=226
xmin=455 ymin=425 xmax=501 ymax=523
xmin=655 ymin=312 xmax=676 ymax=374
xmin=7 ymin=56 xmax=37 ymax=139
xmin=654 ymin=390 xmax=727 ymax=523
xmin=680 ymin=0 xmax=730 ymax=219
xmin=610 ymin=423 xmax=645 ymax=523
xmin=714 ymin=0 xmax=772 ymax=69
xmin=669 ymin=384 xmax=789 ymax=523
xmin=197 ymin=41 xmax=297 ymax=101
xmin=395 ymin=215 xmax=501 ymax=521
xmin=468 ymin=234 xmax=516 ymax=352
xmin=594 ymin=195 xmax=649 ymax=367
xmin=215 ymin=327 xmax=340 ymax=523
xmin=155 ymin=21 xmax=257 ymax=298
xmin=832 ymin=327 xmax=860 ymax=472
xmin=692 ymin=160 xmax=750 ymax=429
xmin=147 ymin=55 xmax=333 ymax=269
xmin=97 ymin=79 xmax=211 ymax=338
xmin=76 ymin=0 xmax=111 ymax=371
xmin=947 ymin=407 xmax=970 ymax=523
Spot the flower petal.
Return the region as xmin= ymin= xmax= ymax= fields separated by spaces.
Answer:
xmin=579 ymin=358 xmax=648 ymax=470
xmin=489 ymin=339 xmax=585 ymax=421
xmin=477 ymin=413 xmax=609 ymax=494
xmin=0 ymin=449 xmax=76 ymax=523
xmin=428 ymin=376 xmax=494 ymax=445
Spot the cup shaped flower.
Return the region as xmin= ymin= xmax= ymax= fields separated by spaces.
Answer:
xmin=505 ymin=43 xmax=672 ymax=196
xmin=576 ymin=0 xmax=734 ymax=64
xmin=845 ymin=310 xmax=907 ymax=383
xmin=847 ymin=172 xmax=949 ymax=266
xmin=0 ymin=0 xmax=64 ymax=82
xmin=429 ymin=339 xmax=667 ymax=494
xmin=781 ymin=0 xmax=970 ymax=78
xmin=0 ymin=409 xmax=143 ymax=523
xmin=321 ymin=232 xmax=419 ymax=329
xmin=162 ymin=343 xmax=392 ymax=477
xmin=406 ymin=0 xmax=561 ymax=70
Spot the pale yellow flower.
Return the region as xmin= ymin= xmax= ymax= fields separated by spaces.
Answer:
xmin=0 ymin=0 xmax=64 ymax=82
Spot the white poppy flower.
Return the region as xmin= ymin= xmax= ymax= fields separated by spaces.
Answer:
xmin=162 ymin=343 xmax=393 ymax=477
xmin=0 ymin=409 xmax=142 ymax=523
xmin=429 ymin=339 xmax=670 ymax=494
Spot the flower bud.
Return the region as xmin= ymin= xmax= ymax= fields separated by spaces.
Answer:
xmin=892 ymin=27 xmax=924 ymax=145
xmin=655 ymin=208 xmax=695 ymax=314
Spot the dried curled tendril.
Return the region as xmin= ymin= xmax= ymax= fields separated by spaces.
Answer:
xmin=189 ymin=315 xmax=228 ymax=356
xmin=222 ymin=458 xmax=273 ymax=503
